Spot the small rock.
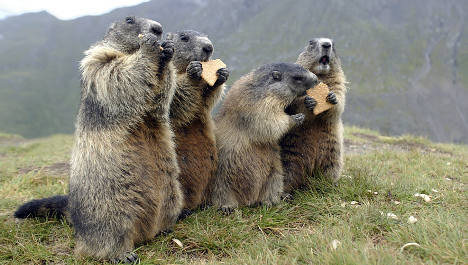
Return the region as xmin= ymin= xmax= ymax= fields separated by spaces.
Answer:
xmin=331 ymin=239 xmax=341 ymax=250
xmin=407 ymin=216 xmax=418 ymax=224
xmin=431 ymin=189 xmax=439 ymax=193
xmin=393 ymin=200 xmax=401 ymax=205
xmin=366 ymin=189 xmax=372 ymax=193
xmin=340 ymin=202 xmax=347 ymax=207
xmin=373 ymin=191 xmax=378 ymax=195
xmin=414 ymin=193 xmax=431 ymax=202
xmin=446 ymin=162 xmax=451 ymax=166
xmin=387 ymin=212 xmax=398 ymax=219
xmin=350 ymin=201 xmax=358 ymax=205
xmin=172 ymin=238 xmax=183 ymax=248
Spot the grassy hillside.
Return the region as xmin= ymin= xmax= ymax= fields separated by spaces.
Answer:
xmin=0 ymin=127 xmax=466 ymax=264
xmin=0 ymin=0 xmax=467 ymax=143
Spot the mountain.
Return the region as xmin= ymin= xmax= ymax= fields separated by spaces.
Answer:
xmin=0 ymin=0 xmax=466 ymax=143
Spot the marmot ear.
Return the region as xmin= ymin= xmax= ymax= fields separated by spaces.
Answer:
xmin=166 ymin=33 xmax=175 ymax=40
xmin=272 ymin=71 xmax=282 ymax=81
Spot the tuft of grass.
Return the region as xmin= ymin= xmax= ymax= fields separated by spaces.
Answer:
xmin=0 ymin=128 xmax=466 ymax=264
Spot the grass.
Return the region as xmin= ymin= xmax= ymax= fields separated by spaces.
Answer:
xmin=0 ymin=127 xmax=467 ymax=264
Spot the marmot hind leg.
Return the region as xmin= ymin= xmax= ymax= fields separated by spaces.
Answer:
xmin=159 ymin=178 xmax=183 ymax=231
xmin=259 ymin=171 xmax=284 ymax=207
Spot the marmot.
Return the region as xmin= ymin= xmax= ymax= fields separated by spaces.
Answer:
xmin=15 ymin=17 xmax=183 ymax=263
xmin=166 ymin=30 xmax=228 ymax=213
xmin=208 ymin=63 xmax=317 ymax=214
xmin=280 ymin=38 xmax=347 ymax=193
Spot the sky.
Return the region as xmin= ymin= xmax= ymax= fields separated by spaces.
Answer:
xmin=0 ymin=0 xmax=149 ymax=20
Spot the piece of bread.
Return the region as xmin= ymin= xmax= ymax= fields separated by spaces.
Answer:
xmin=306 ymin=82 xmax=333 ymax=115
xmin=200 ymin=59 xmax=226 ymax=86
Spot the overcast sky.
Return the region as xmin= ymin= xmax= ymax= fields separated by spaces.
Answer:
xmin=0 ymin=0 xmax=149 ymax=20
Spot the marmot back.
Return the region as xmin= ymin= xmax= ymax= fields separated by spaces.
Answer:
xmin=281 ymin=38 xmax=347 ymax=193
xmin=166 ymin=30 xmax=229 ymax=213
xmin=209 ymin=63 xmax=317 ymax=214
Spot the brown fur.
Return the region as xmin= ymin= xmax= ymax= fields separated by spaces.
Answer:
xmin=69 ymin=17 xmax=183 ymax=262
xmin=167 ymin=30 xmax=227 ymax=210
xmin=280 ymin=38 xmax=347 ymax=193
xmin=208 ymin=63 xmax=317 ymax=213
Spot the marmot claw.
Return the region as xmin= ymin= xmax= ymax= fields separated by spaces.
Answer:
xmin=110 ymin=252 xmax=139 ymax=264
xmin=326 ymin=92 xmax=338 ymax=105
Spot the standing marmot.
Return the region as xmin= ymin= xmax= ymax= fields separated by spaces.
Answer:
xmin=166 ymin=30 xmax=228 ymax=212
xmin=280 ymin=38 xmax=347 ymax=193
xmin=15 ymin=17 xmax=183 ymax=263
xmin=209 ymin=63 xmax=317 ymax=214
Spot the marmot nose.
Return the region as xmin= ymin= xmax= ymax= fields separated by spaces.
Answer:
xmin=304 ymin=72 xmax=318 ymax=89
xmin=149 ymin=24 xmax=163 ymax=36
xmin=321 ymin=42 xmax=331 ymax=49
xmin=203 ymin=44 xmax=213 ymax=54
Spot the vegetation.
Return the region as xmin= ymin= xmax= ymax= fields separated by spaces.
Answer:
xmin=1 ymin=127 xmax=466 ymax=264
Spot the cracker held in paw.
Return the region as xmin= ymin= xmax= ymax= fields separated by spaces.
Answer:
xmin=200 ymin=59 xmax=226 ymax=86
xmin=306 ymin=82 xmax=333 ymax=115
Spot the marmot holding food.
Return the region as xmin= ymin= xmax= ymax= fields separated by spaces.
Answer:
xmin=15 ymin=16 xmax=183 ymax=263
xmin=280 ymin=38 xmax=347 ymax=193
xmin=166 ymin=30 xmax=228 ymax=212
xmin=208 ymin=63 xmax=317 ymax=214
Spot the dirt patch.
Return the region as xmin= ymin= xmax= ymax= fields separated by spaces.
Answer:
xmin=345 ymin=139 xmax=380 ymax=154
xmin=350 ymin=132 xmax=453 ymax=156
xmin=18 ymin=162 xmax=70 ymax=176
xmin=352 ymin=133 xmax=380 ymax=142
xmin=0 ymin=135 xmax=27 ymax=146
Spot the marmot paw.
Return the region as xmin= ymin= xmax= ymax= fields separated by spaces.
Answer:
xmin=212 ymin=68 xmax=229 ymax=87
xmin=304 ymin=96 xmax=317 ymax=111
xmin=326 ymin=92 xmax=338 ymax=105
xmin=160 ymin=40 xmax=174 ymax=62
xmin=219 ymin=206 xmax=235 ymax=216
xmin=281 ymin=193 xmax=293 ymax=202
xmin=291 ymin=113 xmax=305 ymax=125
xmin=177 ymin=208 xmax=193 ymax=221
xmin=187 ymin=61 xmax=203 ymax=80
xmin=110 ymin=252 xmax=139 ymax=264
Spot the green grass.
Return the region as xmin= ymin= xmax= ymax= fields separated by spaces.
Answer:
xmin=0 ymin=128 xmax=467 ymax=264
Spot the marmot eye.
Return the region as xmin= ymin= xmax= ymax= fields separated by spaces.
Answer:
xmin=180 ymin=35 xmax=189 ymax=42
xmin=125 ymin=17 xmax=135 ymax=24
xmin=309 ymin=40 xmax=317 ymax=47
xmin=271 ymin=71 xmax=282 ymax=81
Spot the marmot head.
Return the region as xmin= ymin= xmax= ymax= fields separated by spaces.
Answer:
xmin=103 ymin=16 xmax=163 ymax=53
xmin=166 ymin=30 xmax=214 ymax=72
xmin=296 ymin=38 xmax=340 ymax=76
xmin=248 ymin=63 xmax=318 ymax=106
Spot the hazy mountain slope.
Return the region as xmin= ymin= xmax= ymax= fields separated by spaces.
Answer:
xmin=0 ymin=0 xmax=466 ymax=142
